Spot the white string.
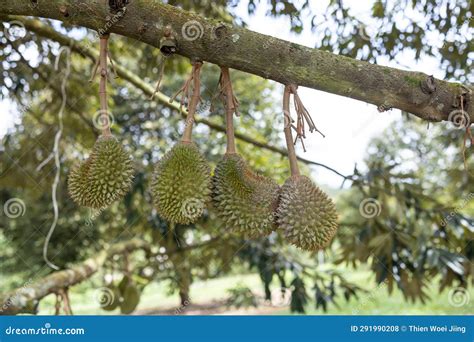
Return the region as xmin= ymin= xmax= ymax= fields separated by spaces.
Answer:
xmin=43 ymin=46 xmax=71 ymax=271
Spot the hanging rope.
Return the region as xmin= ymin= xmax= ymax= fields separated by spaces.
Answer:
xmin=42 ymin=46 xmax=72 ymax=271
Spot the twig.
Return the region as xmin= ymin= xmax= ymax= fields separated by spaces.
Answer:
xmin=54 ymin=293 xmax=61 ymax=315
xmin=283 ymin=85 xmax=300 ymax=177
xmin=97 ymin=34 xmax=112 ymax=136
xmin=288 ymin=84 xmax=324 ymax=152
xmin=170 ymin=61 xmax=203 ymax=143
xmin=219 ymin=67 xmax=239 ymax=154
xmin=58 ymin=288 xmax=73 ymax=315
xmin=150 ymin=55 xmax=166 ymax=100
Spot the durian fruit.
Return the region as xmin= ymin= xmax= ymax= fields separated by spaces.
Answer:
xmin=276 ymin=84 xmax=338 ymax=251
xmin=68 ymin=159 xmax=93 ymax=207
xmin=212 ymin=66 xmax=280 ymax=238
xmin=67 ymin=135 xmax=134 ymax=209
xmin=213 ymin=153 xmax=280 ymax=238
xmin=118 ymin=276 xmax=141 ymax=314
xmin=86 ymin=136 xmax=134 ymax=209
xmin=277 ymin=175 xmax=338 ymax=251
xmin=151 ymin=142 xmax=211 ymax=224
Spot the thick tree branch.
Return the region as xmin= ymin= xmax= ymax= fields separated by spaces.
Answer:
xmin=0 ymin=236 xmax=232 ymax=315
xmin=5 ymin=15 xmax=352 ymax=179
xmin=0 ymin=0 xmax=472 ymax=123
xmin=0 ymin=239 xmax=149 ymax=315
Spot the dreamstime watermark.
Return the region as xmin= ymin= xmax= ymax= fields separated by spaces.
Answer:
xmin=3 ymin=198 xmax=26 ymax=218
xmin=357 ymin=23 xmax=377 ymax=41
xmin=180 ymin=198 xmax=205 ymax=221
xmin=196 ymin=99 xmax=211 ymax=115
xmin=271 ymin=287 xmax=292 ymax=307
xmin=359 ymin=198 xmax=382 ymax=219
xmin=5 ymin=323 xmax=85 ymax=336
xmin=447 ymin=109 xmax=471 ymax=129
xmin=92 ymin=110 xmax=115 ymax=131
xmin=93 ymin=287 xmax=116 ymax=308
xmin=85 ymin=207 xmax=105 ymax=227
xmin=352 ymin=279 xmax=388 ymax=314
xmin=3 ymin=20 xmax=27 ymax=41
xmin=448 ymin=287 xmax=470 ymax=307
xmin=75 ymin=8 xmax=126 ymax=56
xmin=283 ymin=109 xmax=292 ymax=129
xmin=0 ymin=278 xmax=33 ymax=313
xmin=174 ymin=298 xmax=191 ymax=314
xmin=440 ymin=192 xmax=473 ymax=227
xmin=262 ymin=36 xmax=277 ymax=49
xmin=181 ymin=20 xmax=204 ymax=41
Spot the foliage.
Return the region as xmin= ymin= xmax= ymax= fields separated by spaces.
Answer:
xmin=225 ymin=284 xmax=258 ymax=309
xmin=0 ymin=0 xmax=472 ymax=314
xmin=337 ymin=119 xmax=473 ymax=302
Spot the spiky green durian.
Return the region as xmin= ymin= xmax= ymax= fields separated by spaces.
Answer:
xmin=151 ymin=142 xmax=211 ymax=224
xmin=213 ymin=153 xmax=280 ymax=238
xmin=68 ymin=135 xmax=134 ymax=209
xmin=277 ymin=175 xmax=338 ymax=251
xmin=86 ymin=135 xmax=134 ymax=209
xmin=68 ymin=159 xmax=93 ymax=207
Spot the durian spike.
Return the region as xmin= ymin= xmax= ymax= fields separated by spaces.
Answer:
xmin=219 ymin=67 xmax=240 ymax=154
xmin=169 ymin=61 xmax=203 ymax=143
xmin=98 ymin=34 xmax=112 ymax=137
xmin=283 ymin=85 xmax=300 ymax=177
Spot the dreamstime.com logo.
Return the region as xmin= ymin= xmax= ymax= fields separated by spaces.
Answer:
xmin=196 ymin=99 xmax=211 ymax=115
xmin=92 ymin=110 xmax=115 ymax=131
xmin=3 ymin=198 xmax=26 ymax=218
xmin=3 ymin=20 xmax=27 ymax=41
xmin=448 ymin=287 xmax=470 ymax=307
xmin=94 ymin=287 xmax=116 ymax=308
xmin=447 ymin=109 xmax=471 ymax=129
xmin=359 ymin=198 xmax=382 ymax=219
xmin=357 ymin=23 xmax=376 ymax=41
xmin=181 ymin=198 xmax=205 ymax=220
xmin=174 ymin=298 xmax=191 ymax=314
xmin=271 ymin=287 xmax=292 ymax=307
xmin=440 ymin=192 xmax=473 ymax=227
xmin=85 ymin=207 xmax=105 ymax=227
xmin=5 ymin=323 xmax=85 ymax=336
xmin=352 ymin=279 xmax=388 ymax=314
xmin=181 ymin=20 xmax=204 ymax=41
xmin=0 ymin=278 xmax=33 ymax=313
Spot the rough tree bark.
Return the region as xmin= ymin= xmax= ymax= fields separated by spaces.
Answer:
xmin=0 ymin=0 xmax=472 ymax=123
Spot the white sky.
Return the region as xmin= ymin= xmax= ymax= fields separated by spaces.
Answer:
xmin=0 ymin=0 xmax=454 ymax=187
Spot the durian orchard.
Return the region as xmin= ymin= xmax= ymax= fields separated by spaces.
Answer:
xmin=0 ymin=0 xmax=472 ymax=316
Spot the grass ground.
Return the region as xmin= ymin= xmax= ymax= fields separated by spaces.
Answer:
xmin=34 ymin=264 xmax=473 ymax=315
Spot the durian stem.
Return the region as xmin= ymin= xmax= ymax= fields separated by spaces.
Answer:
xmin=283 ymin=85 xmax=300 ymax=177
xmin=181 ymin=61 xmax=203 ymax=143
xmin=220 ymin=67 xmax=237 ymax=154
xmin=99 ymin=34 xmax=112 ymax=137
